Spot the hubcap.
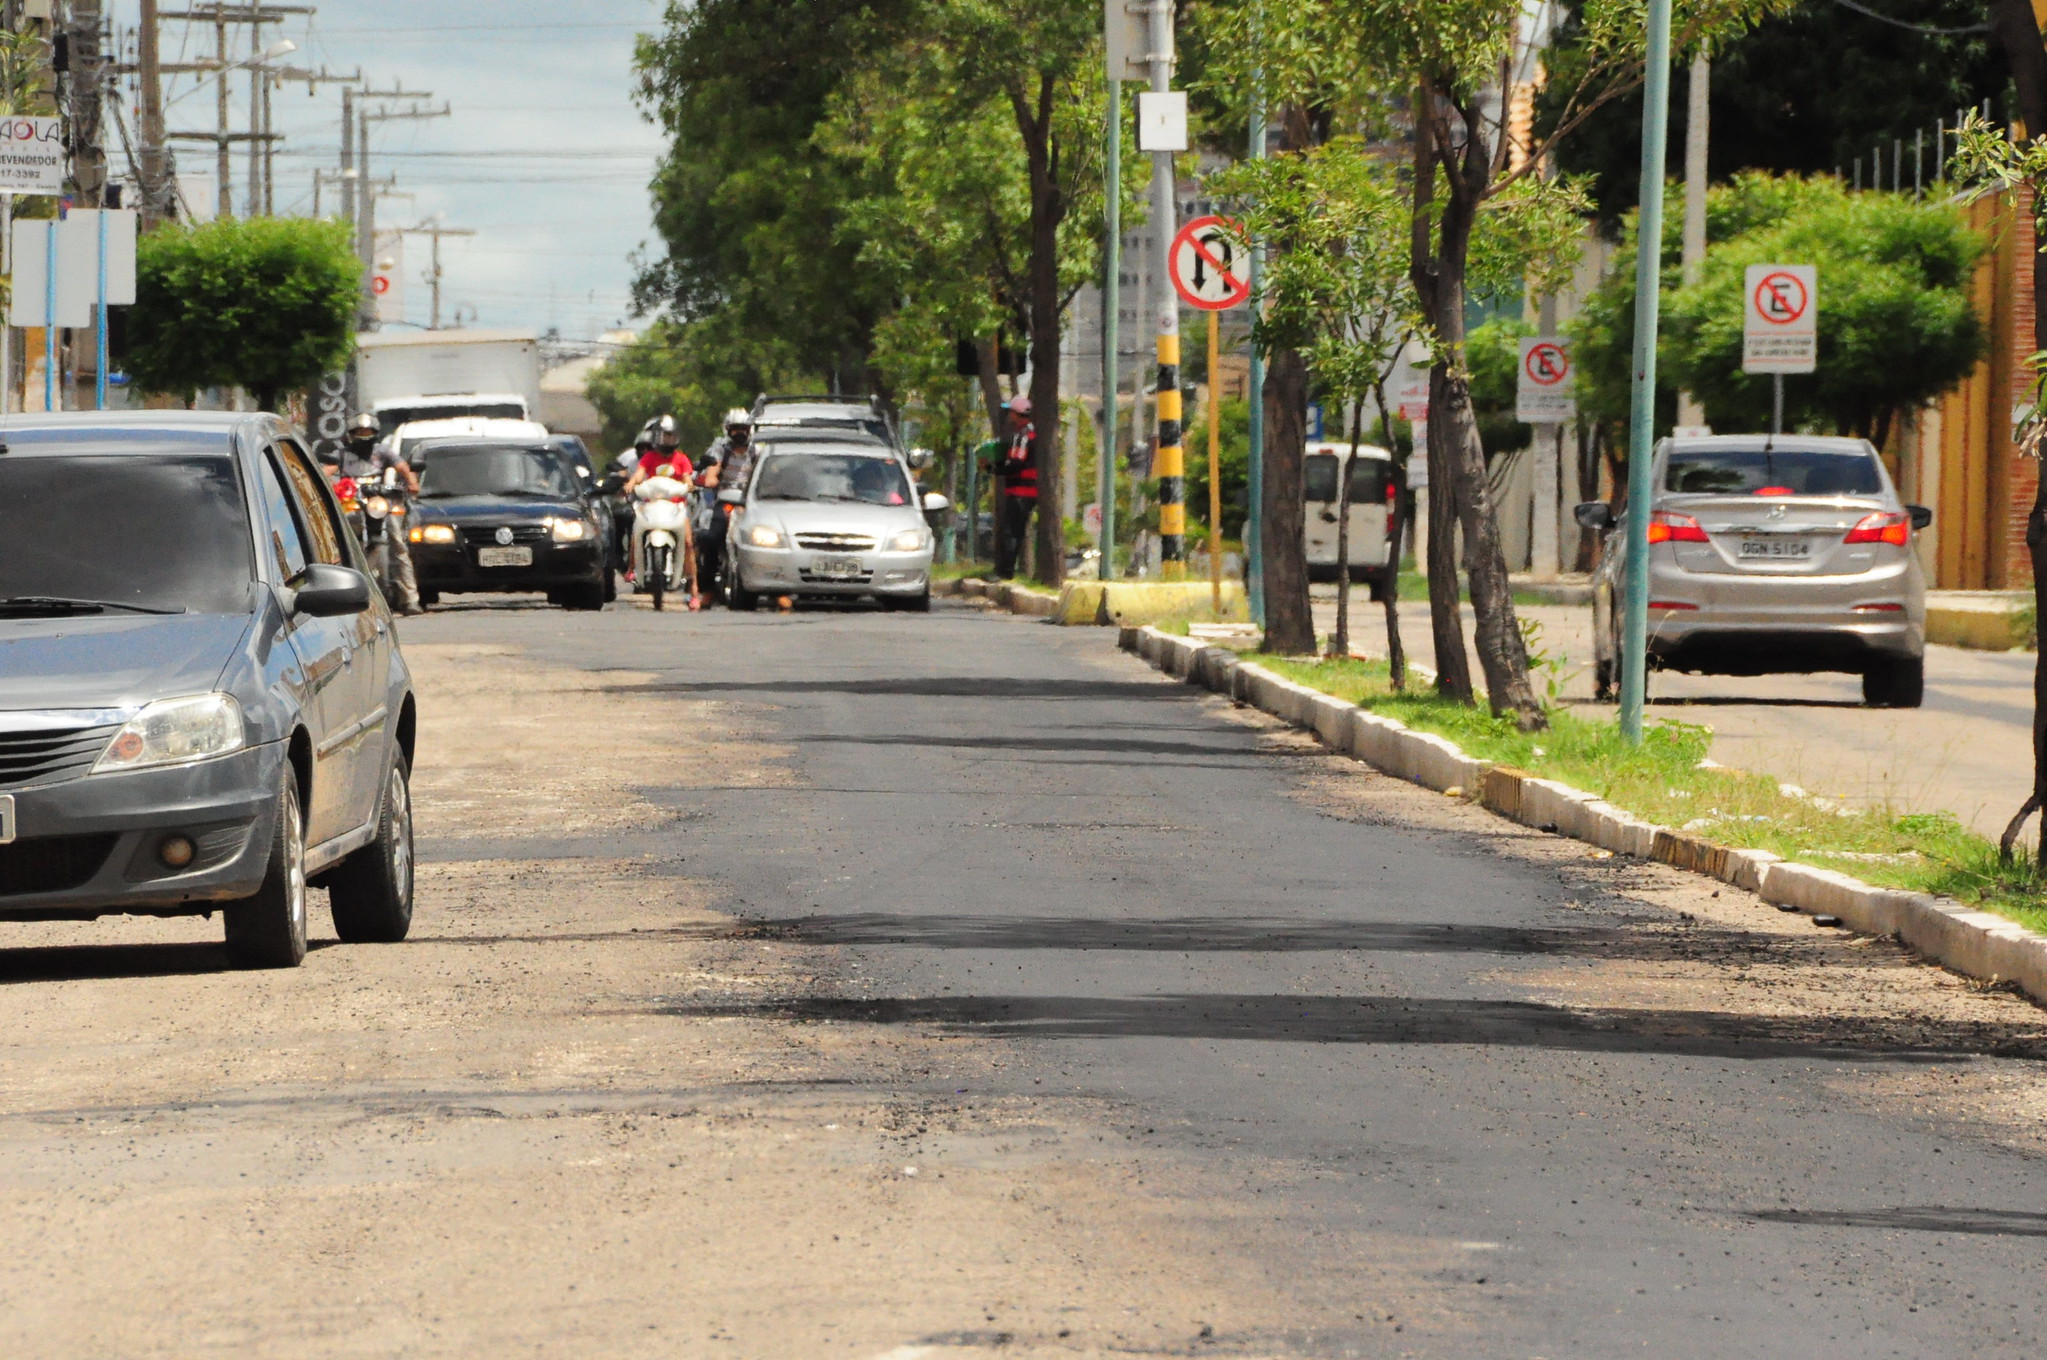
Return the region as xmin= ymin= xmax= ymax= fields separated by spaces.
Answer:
xmin=284 ymin=791 xmax=307 ymax=941
xmin=389 ymin=766 xmax=413 ymax=902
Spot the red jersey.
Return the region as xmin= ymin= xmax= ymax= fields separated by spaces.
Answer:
xmin=637 ymin=449 xmax=694 ymax=481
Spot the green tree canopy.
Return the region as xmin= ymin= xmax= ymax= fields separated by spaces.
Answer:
xmin=127 ymin=217 xmax=359 ymax=411
xmin=583 ymin=320 xmax=761 ymax=454
xmin=1573 ymin=173 xmax=1985 ymax=444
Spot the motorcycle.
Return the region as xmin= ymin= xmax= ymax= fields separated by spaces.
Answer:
xmin=340 ymin=469 xmax=411 ymax=611
xmin=631 ymin=473 xmax=694 ymax=612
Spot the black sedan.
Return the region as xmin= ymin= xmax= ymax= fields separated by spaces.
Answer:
xmin=0 ymin=411 xmax=417 ymax=968
xmin=405 ymin=441 xmax=610 ymax=609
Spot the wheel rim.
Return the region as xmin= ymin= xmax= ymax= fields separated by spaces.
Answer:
xmin=388 ymin=765 xmax=413 ymax=904
xmin=284 ymin=788 xmax=307 ymax=944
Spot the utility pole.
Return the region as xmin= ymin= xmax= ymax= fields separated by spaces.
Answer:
xmin=157 ymin=4 xmax=314 ymax=217
xmin=1099 ymin=68 xmax=1120 ymax=583
xmin=136 ymin=0 xmax=172 ymax=227
xmin=1145 ymin=0 xmax=1183 ymax=580
xmin=65 ymin=0 xmax=108 ymax=206
xmin=403 ymin=219 xmax=474 ymax=330
xmin=1674 ymin=51 xmax=1711 ymax=433
xmin=357 ymin=91 xmax=444 ymax=328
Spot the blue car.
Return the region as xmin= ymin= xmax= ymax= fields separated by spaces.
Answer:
xmin=0 ymin=412 xmax=417 ymax=967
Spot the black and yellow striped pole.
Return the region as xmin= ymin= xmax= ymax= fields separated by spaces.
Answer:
xmin=1143 ymin=0 xmax=1183 ymax=579
xmin=1155 ymin=323 xmax=1184 ymax=577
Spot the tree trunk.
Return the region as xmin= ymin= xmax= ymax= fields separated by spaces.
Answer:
xmin=1423 ymin=383 xmax=1474 ymax=701
xmin=1260 ymin=343 xmax=1316 ymax=653
xmin=1017 ymin=72 xmax=1066 ymax=588
xmin=1988 ymin=0 xmax=2047 ymax=863
xmin=1330 ymin=402 xmax=1360 ymax=656
xmin=1383 ymin=493 xmax=1409 ymax=690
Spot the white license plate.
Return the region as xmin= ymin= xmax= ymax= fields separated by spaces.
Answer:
xmin=812 ymin=555 xmax=864 ymax=578
xmin=477 ymin=546 xmax=533 ymax=568
xmin=0 ymin=794 xmax=13 ymax=845
xmin=1738 ymin=538 xmax=1811 ymax=559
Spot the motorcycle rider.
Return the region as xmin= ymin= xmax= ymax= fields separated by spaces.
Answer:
xmin=624 ymin=414 xmax=701 ymax=607
xmin=693 ymin=408 xmax=754 ymax=598
xmin=340 ymin=412 xmax=424 ymax=615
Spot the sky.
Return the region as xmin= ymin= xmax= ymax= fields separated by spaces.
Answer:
xmin=113 ymin=0 xmax=669 ymax=342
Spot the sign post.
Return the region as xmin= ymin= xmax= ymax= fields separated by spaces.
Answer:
xmin=1517 ymin=336 xmax=1576 ymax=580
xmin=1169 ymin=213 xmax=1251 ymax=612
xmin=1742 ymin=263 xmax=1817 ymax=435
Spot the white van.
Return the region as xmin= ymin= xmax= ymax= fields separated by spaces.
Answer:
xmin=1305 ymin=441 xmax=1400 ymax=594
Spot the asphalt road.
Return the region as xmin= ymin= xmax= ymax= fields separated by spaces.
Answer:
xmin=6 ymin=593 xmax=2047 ymax=1357
xmin=1319 ymin=587 xmax=2037 ymax=837
xmin=460 ymin=595 xmax=2047 ymax=1356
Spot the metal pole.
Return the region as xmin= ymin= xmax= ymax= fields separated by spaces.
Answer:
xmin=95 ymin=209 xmax=108 ymax=410
xmin=1149 ymin=0 xmax=1184 ymax=581
xmin=1619 ymin=0 xmax=1675 ymax=744
xmin=1207 ymin=307 xmax=1222 ymax=612
xmin=1772 ymin=373 xmax=1783 ymax=436
xmin=1675 ymin=49 xmax=1709 ymax=431
xmin=1245 ymin=46 xmax=1266 ymax=626
xmin=43 ymin=220 xmax=56 ymax=413
xmin=1099 ymin=76 xmax=1120 ymax=582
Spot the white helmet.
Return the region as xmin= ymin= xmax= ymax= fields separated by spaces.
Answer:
xmin=723 ymin=408 xmax=754 ymax=430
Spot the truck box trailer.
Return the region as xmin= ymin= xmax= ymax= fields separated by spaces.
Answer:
xmin=355 ymin=329 xmax=542 ymax=432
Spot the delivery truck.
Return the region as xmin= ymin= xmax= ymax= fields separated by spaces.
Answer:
xmin=355 ymin=329 xmax=542 ymax=433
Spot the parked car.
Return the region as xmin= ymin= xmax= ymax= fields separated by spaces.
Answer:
xmin=1304 ymin=440 xmax=1400 ymax=595
xmin=1582 ymin=434 xmax=1931 ymax=707
xmin=406 ymin=440 xmax=610 ymax=610
xmin=0 ymin=411 xmax=416 ymax=967
xmin=726 ymin=444 xmax=945 ymax=611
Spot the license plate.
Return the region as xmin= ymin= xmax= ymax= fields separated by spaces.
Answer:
xmin=477 ymin=546 xmax=533 ymax=568
xmin=0 ymin=794 xmax=13 ymax=845
xmin=1738 ymin=537 xmax=1811 ymax=559
xmin=812 ymin=554 xmax=864 ymax=579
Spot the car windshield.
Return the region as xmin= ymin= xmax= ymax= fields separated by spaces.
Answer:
xmin=1665 ymin=447 xmax=1884 ymax=497
xmin=0 ymin=453 xmax=253 ymax=613
xmin=753 ymin=453 xmax=911 ymax=506
xmin=418 ymin=445 xmax=578 ymax=499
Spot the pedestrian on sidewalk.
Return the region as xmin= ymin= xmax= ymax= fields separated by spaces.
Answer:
xmin=990 ymin=395 xmax=1038 ymax=579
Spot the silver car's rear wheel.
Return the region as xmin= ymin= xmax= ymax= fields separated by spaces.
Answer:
xmin=1863 ymin=655 xmax=1925 ymax=708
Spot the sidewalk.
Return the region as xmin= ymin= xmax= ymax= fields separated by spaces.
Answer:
xmin=1312 ymin=584 xmax=2036 ymax=839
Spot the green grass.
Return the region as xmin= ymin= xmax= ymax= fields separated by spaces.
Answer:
xmin=1260 ymin=654 xmax=2047 ymax=931
xmin=930 ymin=560 xmax=994 ymax=582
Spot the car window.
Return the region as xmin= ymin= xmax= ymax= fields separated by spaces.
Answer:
xmin=257 ymin=452 xmax=313 ymax=581
xmin=1305 ymin=454 xmax=1338 ymax=503
xmin=274 ymin=440 xmax=348 ymax=565
xmin=752 ymin=453 xmax=911 ymax=506
xmin=1664 ymin=447 xmax=1884 ymax=497
xmin=418 ymin=445 xmax=579 ymax=499
xmin=0 ymin=453 xmax=255 ymax=614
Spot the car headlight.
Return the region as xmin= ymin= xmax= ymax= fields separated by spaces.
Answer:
xmin=748 ymin=525 xmax=784 ymax=548
xmin=890 ymin=529 xmax=928 ymax=552
xmin=93 ymin=693 xmax=245 ymax=774
xmin=549 ymin=518 xmax=589 ymax=542
xmin=417 ymin=523 xmax=456 ymax=545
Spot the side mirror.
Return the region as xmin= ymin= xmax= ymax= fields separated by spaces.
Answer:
xmin=921 ymin=491 xmax=951 ymax=513
xmin=1907 ymin=504 xmax=1933 ymax=531
xmin=291 ymin=563 xmax=372 ymax=617
xmin=718 ymin=488 xmax=745 ymax=505
xmin=1574 ymin=502 xmax=1615 ymax=532
xmin=599 ymin=473 xmax=626 ymax=496
xmin=906 ymin=447 xmax=934 ymax=471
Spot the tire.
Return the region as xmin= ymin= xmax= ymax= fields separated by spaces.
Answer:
xmin=649 ymin=544 xmax=668 ymax=612
xmin=603 ymin=571 xmax=617 ymax=604
xmin=418 ymin=586 xmax=440 ymax=608
xmin=224 ymin=776 xmax=309 ymax=969
xmin=1863 ymin=654 xmax=1925 ymax=708
xmin=328 ymin=754 xmax=415 ymax=944
xmin=727 ymin=569 xmax=758 ymax=612
xmin=884 ymin=589 xmax=931 ymax=613
xmin=563 ymin=578 xmax=607 ymax=611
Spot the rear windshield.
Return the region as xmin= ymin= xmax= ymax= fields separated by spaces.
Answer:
xmin=1665 ymin=447 xmax=1884 ymax=497
xmin=1305 ymin=453 xmax=1393 ymax=503
xmin=418 ymin=446 xmax=578 ymax=499
xmin=0 ymin=454 xmax=253 ymax=613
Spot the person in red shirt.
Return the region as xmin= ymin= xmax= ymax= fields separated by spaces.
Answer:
xmin=988 ymin=395 xmax=1038 ymax=579
xmin=627 ymin=414 xmax=694 ymax=489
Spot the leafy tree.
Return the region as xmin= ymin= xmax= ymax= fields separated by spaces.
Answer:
xmin=584 ymin=320 xmax=758 ymax=454
xmin=127 ymin=217 xmax=358 ymax=411
xmin=1570 ymin=173 xmax=1985 ymax=448
xmin=1465 ymin=317 xmax=1536 ymax=457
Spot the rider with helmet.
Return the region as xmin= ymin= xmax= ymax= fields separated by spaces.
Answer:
xmin=625 ymin=414 xmax=693 ymax=491
xmin=693 ymin=408 xmax=754 ymax=598
xmin=340 ymin=412 xmax=423 ymax=615
xmin=623 ymin=414 xmax=701 ymax=608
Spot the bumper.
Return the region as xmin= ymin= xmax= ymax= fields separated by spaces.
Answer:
xmin=0 ymin=742 xmax=286 ymax=918
xmin=734 ymin=544 xmax=932 ymax=597
xmin=413 ymin=540 xmax=604 ymax=594
xmin=1643 ymin=554 xmax=1924 ymax=674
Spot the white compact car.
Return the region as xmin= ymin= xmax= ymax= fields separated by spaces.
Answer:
xmin=727 ymin=444 xmax=945 ymax=611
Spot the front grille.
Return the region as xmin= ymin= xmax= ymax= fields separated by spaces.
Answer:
xmin=0 ymin=725 xmax=119 ymax=790
xmin=799 ymin=568 xmax=875 ymax=585
xmin=0 ymin=834 xmax=118 ymax=896
xmin=795 ymin=532 xmax=877 ymax=551
xmin=459 ymin=523 xmax=551 ymax=548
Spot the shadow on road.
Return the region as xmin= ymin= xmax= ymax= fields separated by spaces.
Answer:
xmin=1749 ymin=1207 xmax=2047 ymax=1237
xmin=797 ymin=732 xmax=1261 ymax=761
xmin=655 ymin=992 xmax=2047 ymax=1063
xmin=0 ymin=938 xmax=341 ymax=984
xmin=606 ymin=677 xmax=1185 ymax=702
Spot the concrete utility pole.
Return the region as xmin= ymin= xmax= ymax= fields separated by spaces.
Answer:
xmin=157 ymin=3 xmax=313 ymax=217
xmin=357 ymin=92 xmax=445 ymax=328
xmin=1146 ymin=0 xmax=1183 ymax=580
xmin=136 ymin=0 xmax=173 ymax=227
xmin=403 ymin=219 xmax=474 ymax=330
xmin=1674 ymin=51 xmax=1710 ymax=432
xmin=65 ymin=0 xmax=108 ymax=207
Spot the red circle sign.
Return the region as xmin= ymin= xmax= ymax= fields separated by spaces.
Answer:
xmin=1169 ymin=215 xmax=1251 ymax=311
xmin=1523 ymin=341 xmax=1570 ymax=387
xmin=1752 ymin=270 xmax=1809 ymax=325
xmin=372 ymin=275 xmax=391 ymax=296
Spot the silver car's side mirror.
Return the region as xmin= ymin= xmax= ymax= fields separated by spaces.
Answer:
xmin=1574 ymin=502 xmax=1615 ymax=532
xmin=921 ymin=492 xmax=951 ymax=512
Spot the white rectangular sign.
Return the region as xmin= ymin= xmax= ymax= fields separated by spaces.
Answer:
xmin=66 ymin=208 xmax=139 ymax=305
xmin=1516 ymin=337 xmax=1576 ymax=423
xmin=0 ymin=116 xmax=65 ymax=194
xmin=1743 ymin=263 xmax=1817 ymax=374
xmin=1136 ymin=91 xmax=1187 ymax=152
xmin=8 ymin=210 xmax=139 ymax=327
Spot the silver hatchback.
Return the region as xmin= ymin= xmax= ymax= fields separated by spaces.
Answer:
xmin=1583 ymin=435 xmax=1931 ymax=708
xmin=727 ymin=445 xmax=943 ymax=610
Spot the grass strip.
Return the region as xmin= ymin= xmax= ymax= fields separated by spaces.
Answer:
xmin=1258 ymin=654 xmax=2047 ymax=932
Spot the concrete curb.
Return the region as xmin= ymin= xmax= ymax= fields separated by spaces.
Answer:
xmin=1118 ymin=624 xmax=2047 ymax=1008
xmin=935 ymin=577 xmax=1059 ymax=617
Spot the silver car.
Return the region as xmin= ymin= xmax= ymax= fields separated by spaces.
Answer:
xmin=1583 ymin=435 xmax=1931 ymax=708
xmin=727 ymin=444 xmax=943 ymax=611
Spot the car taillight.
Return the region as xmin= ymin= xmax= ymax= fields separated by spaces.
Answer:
xmin=1384 ymin=480 xmax=1398 ymax=507
xmin=1753 ymin=486 xmax=1795 ymax=497
xmin=1843 ymin=511 xmax=1910 ymax=545
xmin=1645 ymin=511 xmax=1709 ymax=544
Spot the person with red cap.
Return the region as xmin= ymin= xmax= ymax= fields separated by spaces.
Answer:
xmin=987 ymin=394 xmax=1037 ymax=579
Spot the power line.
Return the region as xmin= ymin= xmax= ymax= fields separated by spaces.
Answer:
xmin=1828 ymin=0 xmax=1989 ymax=35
